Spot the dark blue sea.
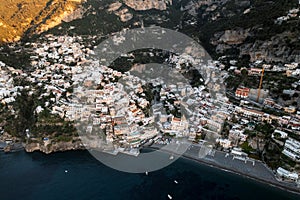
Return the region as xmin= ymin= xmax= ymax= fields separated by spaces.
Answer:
xmin=0 ymin=150 xmax=299 ymax=200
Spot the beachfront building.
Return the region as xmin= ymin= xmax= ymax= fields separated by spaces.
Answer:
xmin=282 ymin=138 xmax=300 ymax=162
xmin=217 ymin=138 xmax=232 ymax=149
xmin=229 ymin=128 xmax=248 ymax=143
xmin=276 ymin=167 xmax=299 ymax=181
xmin=231 ymin=147 xmax=248 ymax=157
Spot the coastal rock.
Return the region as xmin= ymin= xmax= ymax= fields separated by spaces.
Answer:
xmin=0 ymin=132 xmax=16 ymax=141
xmin=3 ymin=145 xmax=11 ymax=153
xmin=25 ymin=142 xmax=41 ymax=153
xmin=25 ymin=140 xmax=85 ymax=154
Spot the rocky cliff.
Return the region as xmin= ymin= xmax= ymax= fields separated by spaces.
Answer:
xmin=0 ymin=0 xmax=84 ymax=43
xmin=195 ymin=0 xmax=300 ymax=63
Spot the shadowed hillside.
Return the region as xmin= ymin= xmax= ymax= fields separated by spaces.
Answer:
xmin=0 ymin=0 xmax=83 ymax=43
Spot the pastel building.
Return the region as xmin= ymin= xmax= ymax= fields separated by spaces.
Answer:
xmin=235 ymin=87 xmax=250 ymax=98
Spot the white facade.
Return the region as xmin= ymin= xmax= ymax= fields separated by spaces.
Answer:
xmin=282 ymin=138 xmax=300 ymax=161
xmin=277 ymin=167 xmax=298 ymax=181
xmin=272 ymin=130 xmax=288 ymax=139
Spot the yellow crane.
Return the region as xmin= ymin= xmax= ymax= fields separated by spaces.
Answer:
xmin=256 ymin=67 xmax=265 ymax=102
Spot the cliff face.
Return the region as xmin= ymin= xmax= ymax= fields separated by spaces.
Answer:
xmin=218 ymin=29 xmax=250 ymax=45
xmin=211 ymin=28 xmax=300 ymax=63
xmin=196 ymin=0 xmax=300 ymax=63
xmin=0 ymin=0 xmax=84 ymax=43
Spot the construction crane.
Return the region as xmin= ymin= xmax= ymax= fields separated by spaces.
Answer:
xmin=256 ymin=67 xmax=265 ymax=102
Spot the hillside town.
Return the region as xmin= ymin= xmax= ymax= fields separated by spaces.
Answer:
xmin=1 ymin=0 xmax=300 ymax=199
xmin=0 ymin=30 xmax=299 ymax=184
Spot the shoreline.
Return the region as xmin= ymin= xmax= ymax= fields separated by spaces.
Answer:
xmin=145 ymin=145 xmax=300 ymax=196
xmin=1 ymin=142 xmax=300 ymax=195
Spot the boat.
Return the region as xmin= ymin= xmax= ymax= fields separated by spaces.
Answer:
xmin=169 ymin=155 xmax=174 ymax=160
xmin=174 ymin=180 xmax=178 ymax=184
xmin=167 ymin=194 xmax=172 ymax=199
xmin=65 ymin=170 xmax=68 ymax=173
xmin=145 ymin=171 xmax=148 ymax=175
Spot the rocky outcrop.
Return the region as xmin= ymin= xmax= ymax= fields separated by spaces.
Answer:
xmin=25 ymin=139 xmax=85 ymax=154
xmin=62 ymin=6 xmax=86 ymax=23
xmin=108 ymin=2 xmax=123 ymax=12
xmin=34 ymin=1 xmax=85 ymax=34
xmin=238 ymin=31 xmax=300 ymax=63
xmin=216 ymin=29 xmax=251 ymax=45
xmin=211 ymin=28 xmax=251 ymax=54
xmin=181 ymin=0 xmax=219 ymax=16
xmin=108 ymin=2 xmax=133 ymax=22
xmin=211 ymin=26 xmax=300 ymax=63
xmin=123 ymin=0 xmax=172 ymax=11
xmin=107 ymin=0 xmax=172 ymax=21
xmin=115 ymin=8 xmax=133 ymax=22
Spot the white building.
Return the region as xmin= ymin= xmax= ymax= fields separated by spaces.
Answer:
xmin=282 ymin=138 xmax=300 ymax=161
xmin=235 ymin=106 xmax=264 ymax=118
xmin=217 ymin=138 xmax=232 ymax=149
xmin=231 ymin=147 xmax=248 ymax=156
xmin=272 ymin=130 xmax=288 ymax=139
xmin=276 ymin=167 xmax=298 ymax=181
